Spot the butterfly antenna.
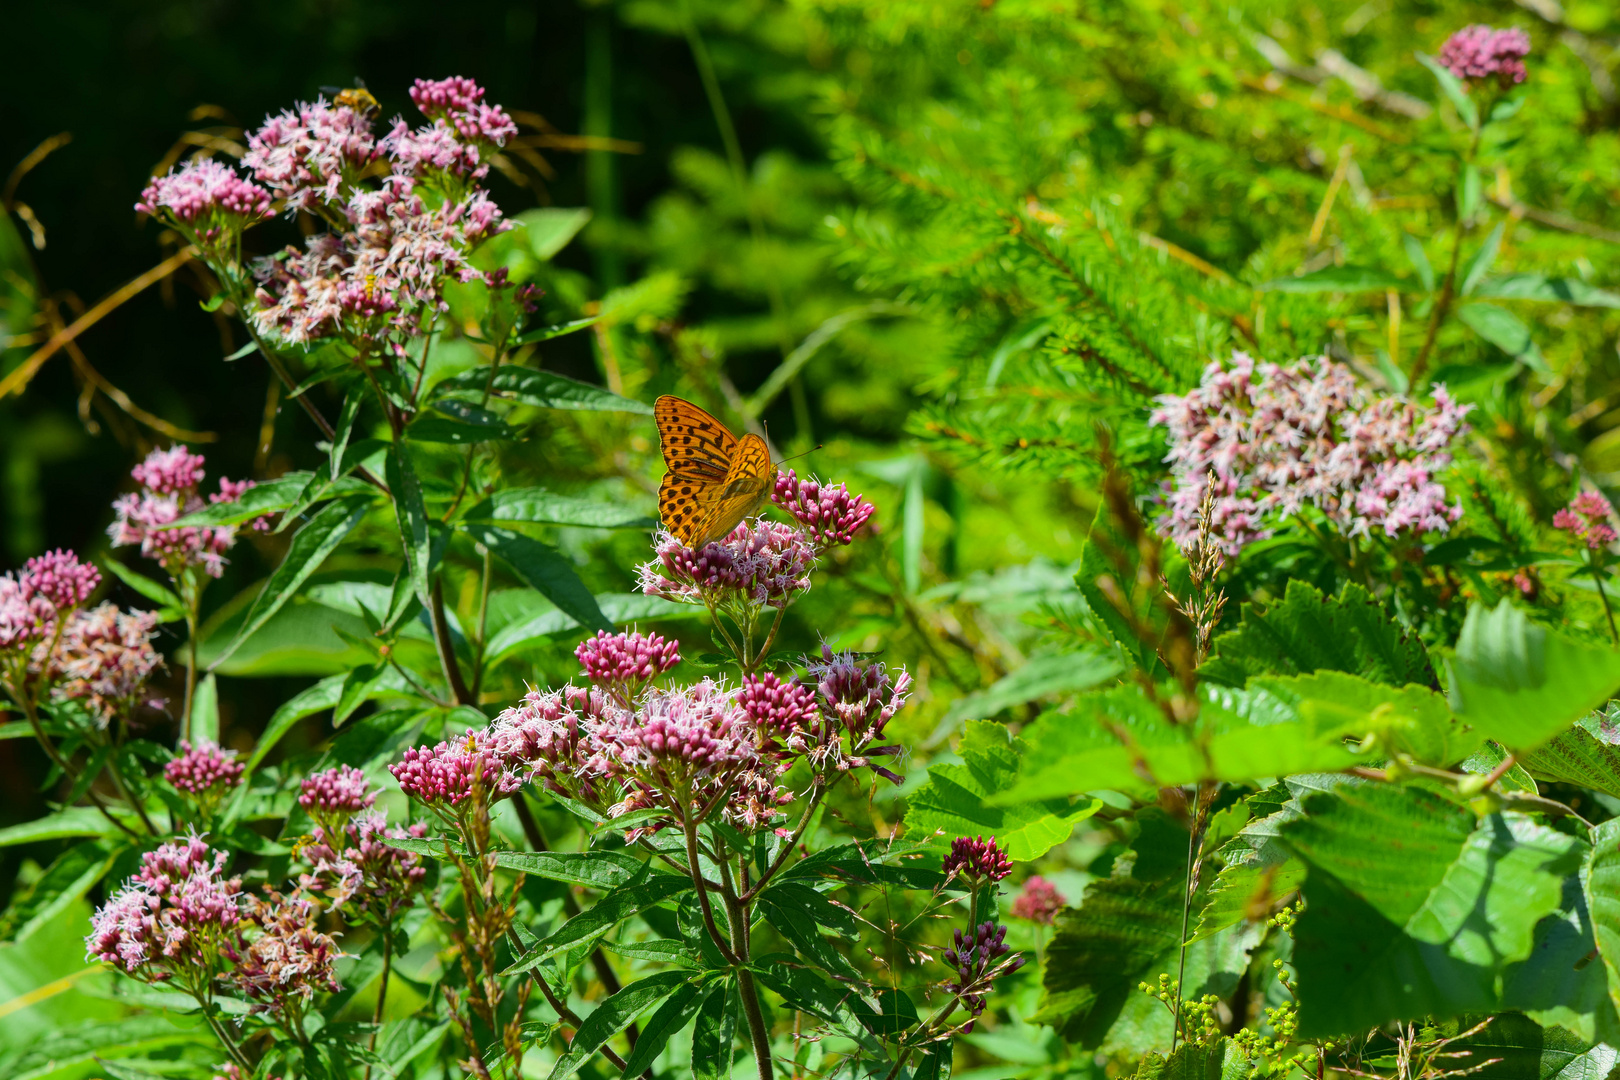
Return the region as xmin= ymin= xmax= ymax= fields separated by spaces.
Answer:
xmin=775 ymin=444 xmax=823 ymax=467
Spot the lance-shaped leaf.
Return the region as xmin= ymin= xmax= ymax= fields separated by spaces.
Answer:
xmin=492 ymin=848 xmax=644 ymax=889
xmin=0 ymin=806 xmax=138 ymax=847
xmin=169 ymin=471 xmax=318 ymax=528
xmin=690 ymin=981 xmax=736 ymax=1080
xmin=485 ymin=592 xmax=698 ymax=662
xmin=1283 ymin=784 xmax=1585 ymax=1037
xmin=386 ymin=445 xmax=432 ymax=607
xmin=0 ymin=839 xmax=117 ymax=942
xmin=505 ymin=871 xmax=693 ymax=974
xmin=1474 ymin=274 xmax=1620 ymax=308
xmin=906 ymin=720 xmax=1102 ymax=860
xmin=520 ymin=207 xmax=593 ymax=261
xmin=618 ymin=975 xmax=713 ymax=1077
xmin=438 ymin=364 xmax=651 ymax=414
xmin=207 ymin=496 xmax=371 ymax=671
xmin=1448 ymin=601 xmax=1620 ymax=753
xmin=465 ymin=522 xmax=611 ymax=633
xmin=461 ymin=486 xmax=655 ymax=530
xmin=547 ymin=971 xmax=691 ymax=1080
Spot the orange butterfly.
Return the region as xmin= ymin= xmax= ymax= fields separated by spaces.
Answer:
xmin=655 ymin=395 xmax=777 ymax=547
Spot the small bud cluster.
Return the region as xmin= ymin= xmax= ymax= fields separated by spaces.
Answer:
xmin=1439 ymin=25 xmax=1531 ymax=87
xmin=943 ymin=836 xmax=1013 ymax=885
xmin=299 ymin=762 xmax=426 ymax=924
xmin=389 ymin=730 xmax=523 ymax=809
xmin=942 ymin=921 xmax=1024 ymax=1032
xmin=738 ymin=670 xmax=818 ymax=737
xmin=575 ymin=629 xmax=681 ymax=703
xmin=136 ymin=158 xmax=272 ymax=249
xmin=165 ymin=741 xmax=246 ymax=811
xmin=299 ymin=763 xmax=377 ymax=838
xmin=1151 ymin=353 xmax=1471 ymax=556
xmin=1554 ymin=491 xmax=1617 ymax=551
xmin=771 ymin=469 xmax=877 ymax=549
xmin=0 ymin=549 xmax=100 ymax=651
xmin=639 ymin=520 xmax=817 ymax=612
xmin=109 ymin=445 xmax=263 ymax=581
xmin=1010 ymin=875 xmax=1066 ymax=924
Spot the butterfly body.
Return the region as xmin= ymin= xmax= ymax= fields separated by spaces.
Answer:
xmin=655 ymin=395 xmax=777 ymax=547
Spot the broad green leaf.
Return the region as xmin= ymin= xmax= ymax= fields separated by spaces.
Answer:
xmin=1449 ymin=601 xmax=1620 ymax=753
xmin=942 ymin=649 xmax=1123 ymax=724
xmin=506 ymin=872 xmax=693 ymax=974
xmin=1445 ymin=1013 xmax=1619 ymax=1080
xmin=168 ymin=471 xmax=326 ymax=528
xmin=333 ymin=663 xmax=414 ymax=726
xmin=1461 ymin=221 xmax=1506 ymax=297
xmin=518 ymin=206 xmax=592 ymax=261
xmin=1582 ymin=819 xmax=1620 ymax=1031
xmin=0 ymin=841 xmax=115 ymax=942
xmin=1285 ymin=784 xmax=1584 ymax=1037
xmin=619 ymin=978 xmax=710 ymax=1077
xmin=548 ymin=971 xmax=690 ymax=1080
xmin=1523 ymin=709 xmax=1620 ymax=799
xmin=0 ymin=900 xmax=123 ymax=1049
xmin=0 ymin=807 xmax=135 ymax=847
xmin=189 ymin=672 xmax=219 ymax=744
xmin=208 ymin=496 xmax=371 ymax=671
xmin=1200 ymin=581 xmax=1437 ymax=689
xmin=461 ymin=486 xmax=655 ymax=529
xmin=408 ymin=403 xmax=520 ymax=444
xmin=1257 ymin=266 xmax=1403 ymax=293
xmin=1132 ymin=1041 xmax=1253 ymax=1080
xmin=1417 ymin=52 xmax=1479 ymax=129
xmin=465 ymin=523 xmax=611 ymax=633
xmin=1458 ymin=303 xmax=1545 ymax=368
xmin=3 ymin=1016 xmax=208 ymax=1079
xmin=491 ymin=848 xmax=644 ymax=889
xmin=439 ymin=364 xmax=652 ymax=413
xmin=1038 ymin=815 xmax=1260 ymax=1051
xmin=386 ymin=445 xmax=432 ymax=607
xmin=1474 ymin=274 xmax=1620 ymax=308
xmin=690 ymin=981 xmax=736 ymax=1080
xmin=1191 ymin=780 xmax=1332 ymax=941
xmin=1506 ymin=867 xmax=1620 ymax=1044
xmin=486 ymin=592 xmax=699 ymax=661
xmin=759 ymin=881 xmax=859 ymax=938
xmin=906 ymin=720 xmax=1102 ymax=860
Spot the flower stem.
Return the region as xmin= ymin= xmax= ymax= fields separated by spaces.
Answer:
xmin=181 ymin=593 xmax=200 ymax=744
xmin=724 ymin=892 xmax=774 ymax=1080
xmin=430 ymin=579 xmax=475 ymax=707
xmin=1594 ymin=565 xmax=1619 ymax=645
xmin=363 ymin=925 xmax=395 ymax=1080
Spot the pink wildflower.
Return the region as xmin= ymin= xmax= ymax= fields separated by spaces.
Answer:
xmin=233 ymin=892 xmax=343 ymax=1021
xmin=603 ymin=679 xmax=756 ymax=786
xmin=1554 ymin=491 xmax=1618 ymax=551
xmin=408 ymin=77 xmax=517 ymax=144
xmin=136 ymin=158 xmax=271 ymax=246
xmin=738 ymin=671 xmax=818 ymax=738
xmin=772 ymin=469 xmax=877 ymax=548
xmin=575 ymin=630 xmax=682 ymax=702
xmin=639 ymin=520 xmax=816 ymax=611
xmin=390 ymin=732 xmax=522 ymax=808
xmin=21 ymin=549 xmax=101 ymax=610
xmin=299 ymin=764 xmax=375 ymax=818
xmin=109 ymin=447 xmax=255 ymax=579
xmin=1439 ymin=25 xmax=1531 ymax=87
xmin=165 ymin=741 xmax=245 ymax=805
xmin=86 ymin=838 xmax=243 ymax=981
xmin=803 ymin=644 xmax=910 ymax=782
xmin=1150 ymin=353 xmax=1472 ymax=557
xmin=242 ymin=98 xmax=378 ymax=211
xmin=1010 ymin=876 xmax=1066 ymax=923
xmin=942 ymin=835 xmax=1012 ymax=884
xmin=942 ymin=921 xmax=1024 ymax=1033
xmin=49 ymin=603 xmax=162 ymax=723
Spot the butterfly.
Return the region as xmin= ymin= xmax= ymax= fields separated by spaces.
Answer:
xmin=655 ymin=395 xmax=777 ymax=547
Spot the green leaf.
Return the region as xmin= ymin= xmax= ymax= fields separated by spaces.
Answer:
xmin=208 ymin=497 xmax=370 ymax=671
xmin=757 ymin=881 xmax=860 ymax=938
xmin=1458 ymin=164 xmax=1483 ymax=221
xmin=1417 ymin=52 xmax=1480 ymax=129
xmin=1473 ymin=274 xmax=1620 ymax=308
xmin=942 ymin=649 xmax=1123 ymax=724
xmin=386 ymin=445 xmax=431 ymax=608
xmin=513 ymin=316 xmax=601 ymax=346
xmin=1449 ymin=601 xmax=1620 ymax=753
xmin=0 ymin=807 xmax=136 ymax=847
xmin=906 ymin=720 xmax=1103 ymax=860
xmin=1132 ymin=1042 xmax=1253 ymax=1080
xmin=438 ymin=364 xmax=652 ymax=413
xmin=242 ymin=673 xmax=345 ymax=772
xmin=1461 ymin=221 xmax=1507 ymax=297
xmin=1200 ymin=581 xmax=1437 ymax=689
xmin=1403 ymin=234 xmax=1436 ymax=292
xmin=1038 ymin=816 xmax=1260 ymax=1051
xmin=618 ymin=976 xmax=709 ymax=1077
xmin=506 ymin=872 xmax=693 ymax=974
xmin=330 ymin=387 xmax=362 ymax=483
xmin=690 ymin=981 xmax=736 ymax=1080
xmin=1458 ymin=303 xmax=1545 ymax=368
xmin=518 ymin=206 xmax=592 ymax=260
xmin=1257 ymin=266 xmax=1404 ymax=293
xmin=100 ymin=559 xmax=181 ymax=613
xmin=782 ymin=838 xmax=946 ymax=891
xmin=408 ymin=405 xmax=520 ymax=444
xmin=485 ymin=592 xmax=699 ymax=661
xmin=1285 ymin=784 xmax=1585 ymax=1037
xmin=189 ymin=673 xmax=219 ymax=744
xmin=1444 ymin=1014 xmax=1619 ymax=1080
xmin=0 ymin=840 xmax=115 ymax=942
xmin=1582 ymin=819 xmax=1620 ymax=1030
xmin=756 ymin=892 xmax=859 ymax=975
xmin=461 ymin=487 xmax=655 ymax=529
xmin=465 ymin=523 xmax=611 ymax=633
xmin=1522 ymin=709 xmax=1620 ymax=800
xmin=491 ymin=848 xmax=644 ymax=889
xmin=169 ymin=471 xmax=320 ymax=527
xmin=548 ymin=971 xmax=690 ymax=1080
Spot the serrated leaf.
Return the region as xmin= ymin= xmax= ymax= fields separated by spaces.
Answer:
xmin=1522 ymin=710 xmax=1620 ymax=799
xmin=461 ymin=486 xmax=655 ymax=529
xmin=1449 ymin=601 xmax=1620 ymax=753
xmin=1200 ymin=581 xmax=1436 ymax=689
xmin=548 ymin=971 xmax=691 ymax=1080
xmin=465 ymin=523 xmax=610 ymax=633
xmin=208 ymin=496 xmax=370 ymax=671
xmin=1445 ymin=1013 xmax=1619 ymax=1080
xmin=906 ymin=720 xmax=1102 ymax=860
xmin=1077 ymin=529 xmax=1166 ymax=679
xmin=514 ymin=316 xmax=601 ymax=345
xmin=1258 ymin=265 xmax=1404 ymax=293
xmin=1133 ymin=1041 xmax=1254 ymax=1080
xmin=1285 ymin=784 xmax=1585 ymax=1037
xmin=491 ymin=848 xmax=643 ymax=889
xmin=330 ymin=388 xmax=362 ymax=483
xmin=438 ymin=364 xmax=652 ymax=413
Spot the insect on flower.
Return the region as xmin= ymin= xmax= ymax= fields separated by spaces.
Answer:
xmin=324 ymin=79 xmax=381 ymax=119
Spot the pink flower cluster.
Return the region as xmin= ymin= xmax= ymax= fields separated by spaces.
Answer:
xmin=1150 ymin=353 xmax=1472 ymax=556
xmin=1440 ymin=25 xmax=1531 ymax=87
xmin=165 ymin=740 xmax=245 ymax=801
xmin=772 ymin=470 xmax=877 ymax=549
xmin=0 ymin=549 xmax=99 ymax=651
xmin=1010 ymin=876 xmax=1066 ymax=924
xmin=942 ymin=835 xmax=1013 ymax=884
xmin=299 ymin=764 xmax=376 ymax=837
xmin=738 ymin=670 xmax=818 ymax=737
xmin=242 ymin=98 xmax=379 ymax=211
xmin=86 ymin=837 xmax=243 ymax=978
xmin=1554 ymin=492 xmax=1617 ymax=551
xmin=298 ymin=766 xmax=426 ymax=922
xmin=47 ymin=604 xmax=162 ymax=722
xmin=639 ymin=520 xmax=816 ymax=611
xmin=389 ymin=730 xmax=524 ymax=809
xmin=109 ymin=446 xmax=261 ymax=580
xmin=409 ymin=76 xmax=518 ymax=144
xmin=942 ymin=921 xmax=1024 ymax=1032
xmin=136 ymin=158 xmax=271 ymax=246
xmin=233 ymin=892 xmax=343 ymax=1020
xmin=575 ymin=629 xmax=681 ymax=704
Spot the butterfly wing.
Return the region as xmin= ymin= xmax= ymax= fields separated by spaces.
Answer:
xmin=687 ymin=433 xmax=777 ymax=547
xmin=657 ymin=395 xmax=745 ymax=545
